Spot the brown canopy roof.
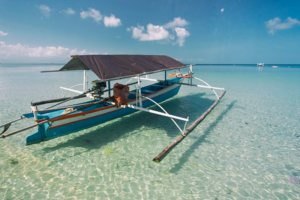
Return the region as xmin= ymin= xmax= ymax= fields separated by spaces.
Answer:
xmin=51 ymin=55 xmax=186 ymax=80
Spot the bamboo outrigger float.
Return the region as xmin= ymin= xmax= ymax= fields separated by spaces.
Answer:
xmin=0 ymin=55 xmax=225 ymax=162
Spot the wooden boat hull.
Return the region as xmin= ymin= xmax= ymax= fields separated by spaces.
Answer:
xmin=26 ymin=78 xmax=183 ymax=145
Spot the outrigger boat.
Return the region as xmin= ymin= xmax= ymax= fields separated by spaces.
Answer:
xmin=0 ymin=55 xmax=225 ymax=162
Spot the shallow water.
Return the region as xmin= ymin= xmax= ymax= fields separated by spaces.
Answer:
xmin=0 ymin=64 xmax=300 ymax=199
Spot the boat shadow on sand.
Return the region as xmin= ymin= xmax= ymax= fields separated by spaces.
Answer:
xmin=41 ymin=92 xmax=223 ymax=161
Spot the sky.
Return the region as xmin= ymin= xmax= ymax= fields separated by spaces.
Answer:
xmin=0 ymin=0 xmax=300 ymax=64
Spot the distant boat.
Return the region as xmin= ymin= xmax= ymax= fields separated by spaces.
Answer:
xmin=257 ymin=63 xmax=264 ymax=66
xmin=272 ymin=66 xmax=278 ymax=68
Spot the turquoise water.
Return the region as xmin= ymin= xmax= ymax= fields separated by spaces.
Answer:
xmin=0 ymin=64 xmax=300 ymax=199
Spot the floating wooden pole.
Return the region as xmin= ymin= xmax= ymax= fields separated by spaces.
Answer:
xmin=152 ymin=90 xmax=226 ymax=163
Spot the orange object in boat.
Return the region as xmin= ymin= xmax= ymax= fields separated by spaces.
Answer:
xmin=113 ymin=83 xmax=129 ymax=105
xmin=168 ymin=73 xmax=190 ymax=78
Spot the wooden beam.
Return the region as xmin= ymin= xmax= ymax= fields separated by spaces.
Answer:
xmin=152 ymin=90 xmax=226 ymax=163
xmin=31 ymin=96 xmax=86 ymax=106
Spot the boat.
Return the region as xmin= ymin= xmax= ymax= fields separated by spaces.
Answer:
xmin=257 ymin=63 xmax=264 ymax=66
xmin=0 ymin=55 xmax=225 ymax=162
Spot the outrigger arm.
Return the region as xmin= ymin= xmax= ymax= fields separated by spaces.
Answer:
xmin=115 ymin=75 xmax=189 ymax=130
xmin=0 ymin=116 xmax=26 ymax=135
xmin=141 ymin=95 xmax=189 ymax=133
xmin=60 ymin=70 xmax=91 ymax=98
xmin=132 ymin=70 xmax=227 ymax=163
xmin=110 ymin=102 xmax=189 ymax=122
xmin=109 ymin=94 xmax=189 ymax=137
xmin=153 ymin=90 xmax=226 ymax=163
xmin=133 ymin=77 xmax=225 ymax=99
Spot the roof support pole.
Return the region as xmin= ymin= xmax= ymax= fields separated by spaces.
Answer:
xmin=83 ymin=70 xmax=86 ymax=92
xmin=137 ymin=76 xmax=142 ymax=107
xmin=108 ymin=81 xmax=111 ymax=96
xmin=190 ymin=70 xmax=192 ymax=85
xmin=164 ymin=71 xmax=167 ymax=85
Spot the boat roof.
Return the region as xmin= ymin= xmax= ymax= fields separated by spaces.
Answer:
xmin=42 ymin=55 xmax=186 ymax=81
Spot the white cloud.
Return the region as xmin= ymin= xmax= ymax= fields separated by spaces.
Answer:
xmin=80 ymin=8 xmax=102 ymax=22
xmin=175 ymin=27 xmax=190 ymax=46
xmin=70 ymin=49 xmax=87 ymax=55
xmin=39 ymin=5 xmax=51 ymax=18
xmin=64 ymin=8 xmax=75 ymax=15
xmin=265 ymin=17 xmax=300 ymax=35
xmin=104 ymin=15 xmax=121 ymax=27
xmin=0 ymin=31 xmax=8 ymax=36
xmin=164 ymin=17 xmax=189 ymax=29
xmin=132 ymin=24 xmax=169 ymax=41
xmin=0 ymin=41 xmax=87 ymax=58
xmin=221 ymin=8 xmax=224 ymax=13
xmin=129 ymin=17 xmax=190 ymax=46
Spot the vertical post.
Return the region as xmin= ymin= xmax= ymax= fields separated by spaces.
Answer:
xmin=164 ymin=71 xmax=167 ymax=86
xmin=135 ymin=77 xmax=138 ymax=106
xmin=108 ymin=81 xmax=111 ymax=96
xmin=83 ymin=70 xmax=86 ymax=92
xmin=86 ymin=75 xmax=88 ymax=91
xmin=137 ymin=75 xmax=142 ymax=107
xmin=189 ymin=64 xmax=193 ymax=85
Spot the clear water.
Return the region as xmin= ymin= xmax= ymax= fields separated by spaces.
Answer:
xmin=0 ymin=64 xmax=300 ymax=199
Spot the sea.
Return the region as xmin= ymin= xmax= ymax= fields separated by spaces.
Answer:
xmin=0 ymin=63 xmax=300 ymax=199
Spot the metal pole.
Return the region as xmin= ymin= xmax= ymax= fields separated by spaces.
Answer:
xmin=108 ymin=81 xmax=111 ymax=96
xmin=126 ymin=104 xmax=188 ymax=122
xmin=83 ymin=70 xmax=86 ymax=92
xmin=165 ymin=71 xmax=167 ymax=86
xmin=137 ymin=76 xmax=142 ymax=107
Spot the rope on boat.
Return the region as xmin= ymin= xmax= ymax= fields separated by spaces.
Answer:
xmin=152 ymin=90 xmax=226 ymax=163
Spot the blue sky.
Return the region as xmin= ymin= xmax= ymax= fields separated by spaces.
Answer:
xmin=0 ymin=0 xmax=300 ymax=64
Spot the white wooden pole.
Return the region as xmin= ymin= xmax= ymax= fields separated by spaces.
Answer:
xmin=127 ymin=104 xmax=188 ymax=122
xmin=137 ymin=76 xmax=142 ymax=107
xmin=110 ymin=101 xmax=189 ymax=122
xmin=60 ymin=87 xmax=84 ymax=94
xmin=83 ymin=70 xmax=86 ymax=92
xmin=134 ymin=77 xmax=224 ymax=90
